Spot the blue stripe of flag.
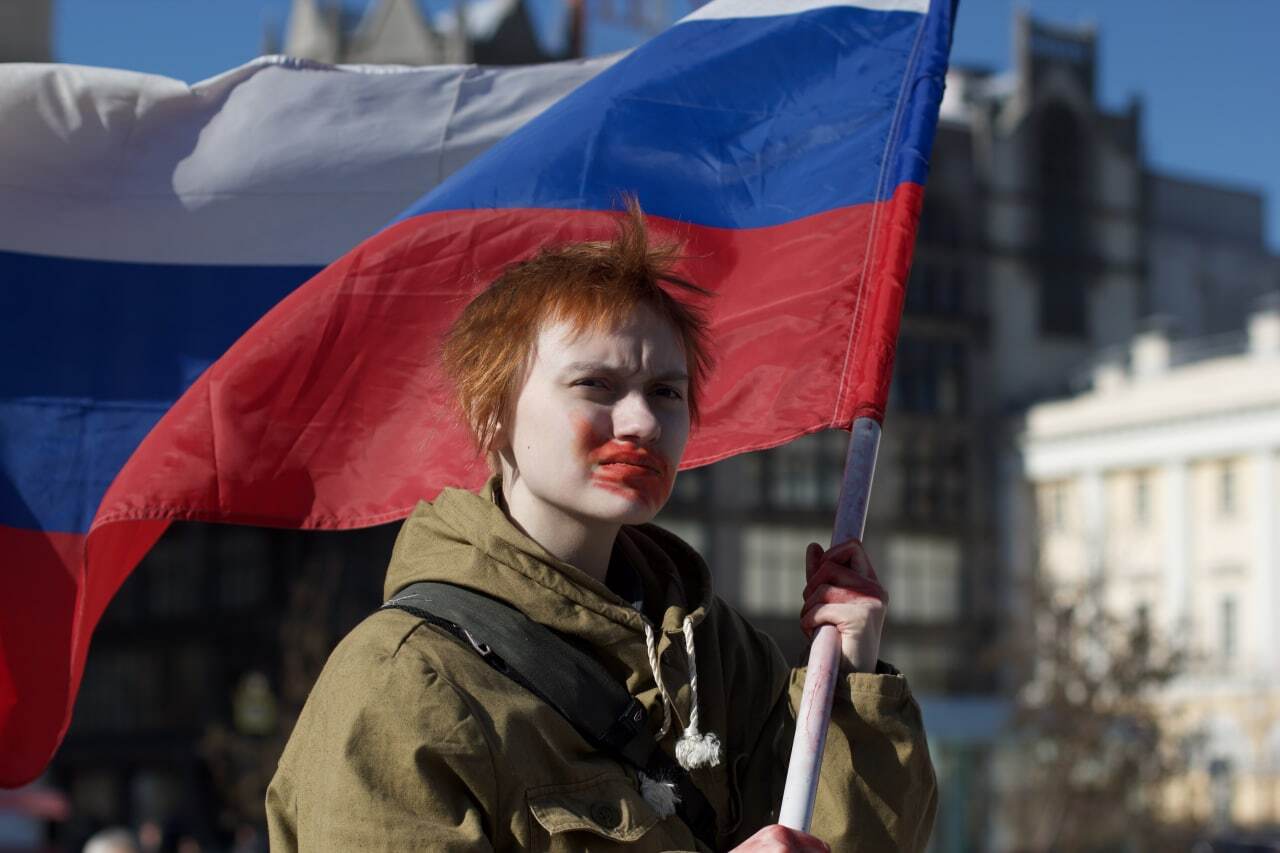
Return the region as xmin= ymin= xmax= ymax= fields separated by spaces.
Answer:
xmin=403 ymin=6 xmax=930 ymax=226
xmin=1 ymin=251 xmax=315 ymax=532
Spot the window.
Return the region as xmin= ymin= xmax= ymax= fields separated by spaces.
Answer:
xmin=1038 ymin=104 xmax=1087 ymax=191
xmin=100 ymin=565 xmax=146 ymax=626
xmin=739 ymin=451 xmax=765 ymax=505
xmin=940 ymin=267 xmax=967 ymax=315
xmin=1052 ymin=484 xmax=1067 ymax=530
xmin=75 ymin=647 xmax=163 ymax=732
xmin=1209 ymin=757 xmax=1234 ymax=828
xmin=891 ymin=338 xmax=927 ymax=413
xmin=740 ymin=525 xmax=832 ymax=616
xmin=668 ymin=467 xmax=708 ymax=505
xmin=899 ymin=436 xmax=969 ymax=523
xmin=917 ymin=198 xmax=962 ymax=250
xmin=885 ymin=536 xmax=961 ymax=622
xmin=905 ymin=263 xmax=967 ymax=317
xmin=1040 ymin=265 xmax=1088 ymax=338
xmin=1221 ymin=596 xmax=1237 ymax=662
xmin=168 ymin=644 xmax=215 ymax=722
xmin=656 ymin=518 xmax=707 ymax=555
xmin=148 ymin=560 xmax=202 ymax=618
xmin=218 ymin=529 xmax=272 ymax=610
xmin=1133 ymin=472 xmax=1150 ymax=527
xmin=891 ymin=337 xmax=967 ymax=416
xmin=1219 ymin=461 xmax=1236 ymax=517
xmin=1036 ymin=102 xmax=1090 ymax=337
xmin=1041 ymin=482 xmax=1067 ymax=532
xmin=1133 ymin=602 xmax=1152 ymax=650
xmin=904 ymin=264 xmax=933 ymax=315
xmin=765 ymin=430 xmax=848 ymax=510
xmin=879 ymin=640 xmax=954 ymax=691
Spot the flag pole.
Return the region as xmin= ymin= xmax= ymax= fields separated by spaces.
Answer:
xmin=778 ymin=416 xmax=882 ymax=831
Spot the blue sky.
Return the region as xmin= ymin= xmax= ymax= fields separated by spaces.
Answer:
xmin=50 ymin=0 xmax=1280 ymax=249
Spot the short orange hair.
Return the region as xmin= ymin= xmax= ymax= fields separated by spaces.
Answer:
xmin=441 ymin=200 xmax=713 ymax=454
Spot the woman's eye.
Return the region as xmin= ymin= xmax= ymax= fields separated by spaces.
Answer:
xmin=653 ymin=385 xmax=684 ymax=401
xmin=573 ymin=378 xmax=608 ymax=390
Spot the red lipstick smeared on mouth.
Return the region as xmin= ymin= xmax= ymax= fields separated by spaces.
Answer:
xmin=575 ymin=420 xmax=674 ymax=508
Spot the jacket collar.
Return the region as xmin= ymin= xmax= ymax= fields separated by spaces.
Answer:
xmin=383 ymin=478 xmax=712 ymax=643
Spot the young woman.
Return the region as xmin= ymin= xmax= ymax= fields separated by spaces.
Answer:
xmin=266 ymin=205 xmax=936 ymax=851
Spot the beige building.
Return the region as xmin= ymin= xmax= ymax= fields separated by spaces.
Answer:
xmin=1020 ymin=297 xmax=1280 ymax=829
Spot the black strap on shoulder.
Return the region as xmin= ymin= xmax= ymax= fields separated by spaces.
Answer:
xmin=382 ymin=581 xmax=718 ymax=849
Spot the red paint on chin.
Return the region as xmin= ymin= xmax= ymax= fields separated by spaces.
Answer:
xmin=573 ymin=418 xmax=675 ymax=509
xmin=592 ymin=460 xmax=672 ymax=508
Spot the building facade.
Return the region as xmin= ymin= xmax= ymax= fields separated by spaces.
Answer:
xmin=1148 ymin=174 xmax=1280 ymax=340
xmin=1021 ymin=299 xmax=1280 ymax=832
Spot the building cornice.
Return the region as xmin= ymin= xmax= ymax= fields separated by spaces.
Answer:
xmin=1023 ymin=397 xmax=1280 ymax=477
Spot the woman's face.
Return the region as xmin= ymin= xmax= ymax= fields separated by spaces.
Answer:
xmin=498 ymin=305 xmax=691 ymax=527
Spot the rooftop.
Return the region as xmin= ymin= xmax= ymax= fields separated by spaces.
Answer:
xmin=1026 ymin=300 xmax=1280 ymax=440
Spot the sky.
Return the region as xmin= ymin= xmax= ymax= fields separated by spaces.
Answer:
xmin=46 ymin=0 xmax=1280 ymax=249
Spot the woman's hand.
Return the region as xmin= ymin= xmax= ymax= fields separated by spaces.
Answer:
xmin=730 ymin=824 xmax=830 ymax=852
xmin=799 ymin=539 xmax=887 ymax=674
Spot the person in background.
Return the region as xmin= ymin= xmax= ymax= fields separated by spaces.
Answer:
xmin=134 ymin=819 xmax=162 ymax=853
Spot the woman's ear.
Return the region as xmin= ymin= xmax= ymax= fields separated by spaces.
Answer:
xmin=488 ymin=419 xmax=514 ymax=477
xmin=486 ymin=425 xmax=501 ymax=475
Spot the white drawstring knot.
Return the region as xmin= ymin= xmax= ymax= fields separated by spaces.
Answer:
xmin=642 ymin=616 xmax=723 ymax=771
xmin=673 ymin=615 xmax=722 ymax=770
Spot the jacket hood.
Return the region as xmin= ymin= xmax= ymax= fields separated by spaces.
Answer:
xmin=383 ymin=479 xmax=714 ymax=648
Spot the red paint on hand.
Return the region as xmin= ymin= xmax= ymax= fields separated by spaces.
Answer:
xmin=798 ymin=540 xmax=887 ymax=674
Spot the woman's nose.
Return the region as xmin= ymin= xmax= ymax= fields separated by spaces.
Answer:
xmin=613 ymin=392 xmax=661 ymax=444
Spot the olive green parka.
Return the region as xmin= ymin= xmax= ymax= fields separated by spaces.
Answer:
xmin=266 ymin=483 xmax=936 ymax=851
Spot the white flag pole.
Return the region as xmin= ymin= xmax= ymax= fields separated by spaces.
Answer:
xmin=778 ymin=416 xmax=882 ymax=831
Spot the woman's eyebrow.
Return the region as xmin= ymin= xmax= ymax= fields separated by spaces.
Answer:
xmin=562 ymin=360 xmax=617 ymax=375
xmin=562 ymin=361 xmax=688 ymax=382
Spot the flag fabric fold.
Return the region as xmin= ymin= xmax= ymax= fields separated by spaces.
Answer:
xmin=0 ymin=0 xmax=954 ymax=785
xmin=0 ymin=52 xmax=615 ymax=785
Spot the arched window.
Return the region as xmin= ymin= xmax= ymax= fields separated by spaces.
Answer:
xmin=918 ymin=197 xmax=962 ymax=250
xmin=1038 ymin=103 xmax=1087 ymax=195
xmin=1036 ymin=102 xmax=1090 ymax=337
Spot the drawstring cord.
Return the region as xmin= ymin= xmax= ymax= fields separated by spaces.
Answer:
xmin=642 ymin=622 xmax=676 ymax=740
xmin=641 ymin=617 xmax=722 ymax=771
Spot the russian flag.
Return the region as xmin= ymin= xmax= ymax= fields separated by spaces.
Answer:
xmin=0 ymin=0 xmax=954 ymax=785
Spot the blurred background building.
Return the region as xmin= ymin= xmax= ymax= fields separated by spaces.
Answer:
xmin=0 ymin=0 xmax=52 ymax=63
xmin=10 ymin=2 xmax=1280 ymax=851
xmin=1021 ymin=299 xmax=1280 ymax=834
xmin=265 ymin=0 xmax=584 ymax=66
